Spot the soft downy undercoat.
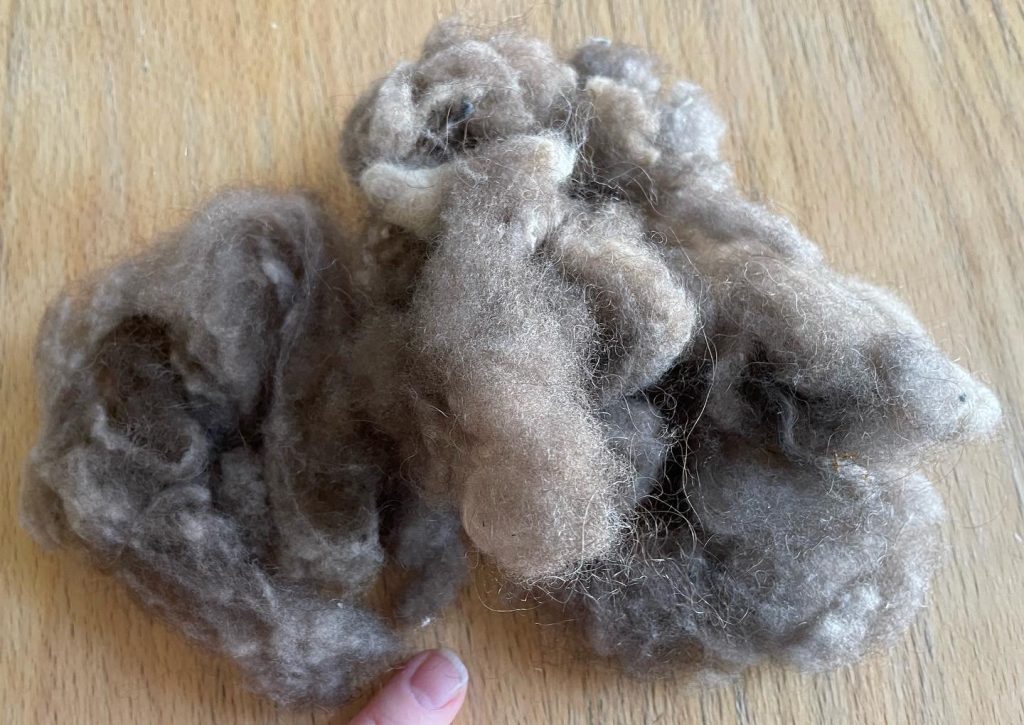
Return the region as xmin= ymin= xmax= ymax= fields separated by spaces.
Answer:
xmin=343 ymin=19 xmax=999 ymax=674
xmin=23 ymin=20 xmax=1000 ymax=707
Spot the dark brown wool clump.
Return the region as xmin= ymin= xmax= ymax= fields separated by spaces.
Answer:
xmin=23 ymin=20 xmax=1000 ymax=707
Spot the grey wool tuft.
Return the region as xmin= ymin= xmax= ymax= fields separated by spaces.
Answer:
xmin=21 ymin=190 xmax=466 ymax=706
xmin=22 ymin=20 xmax=1000 ymax=707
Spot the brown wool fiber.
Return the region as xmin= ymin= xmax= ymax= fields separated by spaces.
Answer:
xmin=21 ymin=190 xmax=466 ymax=706
xmin=22 ymin=20 xmax=1001 ymax=707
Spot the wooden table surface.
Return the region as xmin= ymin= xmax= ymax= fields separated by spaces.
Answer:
xmin=2 ymin=2 xmax=1022 ymax=723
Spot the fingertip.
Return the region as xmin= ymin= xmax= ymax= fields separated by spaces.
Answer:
xmin=350 ymin=649 xmax=468 ymax=725
xmin=409 ymin=648 xmax=468 ymax=710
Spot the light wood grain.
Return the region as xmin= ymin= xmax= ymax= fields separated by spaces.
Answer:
xmin=2 ymin=2 xmax=1022 ymax=723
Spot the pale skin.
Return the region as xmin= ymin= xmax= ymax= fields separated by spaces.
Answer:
xmin=350 ymin=649 xmax=469 ymax=724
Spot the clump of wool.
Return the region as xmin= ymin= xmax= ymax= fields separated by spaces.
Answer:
xmin=21 ymin=190 xmax=466 ymax=705
xmin=341 ymin=20 xmax=1000 ymax=675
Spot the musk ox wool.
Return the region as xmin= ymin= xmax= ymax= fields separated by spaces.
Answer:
xmin=22 ymin=20 xmax=1000 ymax=708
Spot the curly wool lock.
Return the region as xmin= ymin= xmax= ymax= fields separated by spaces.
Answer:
xmin=22 ymin=21 xmax=1001 ymax=708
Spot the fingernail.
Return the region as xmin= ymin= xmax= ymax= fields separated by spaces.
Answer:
xmin=408 ymin=648 xmax=468 ymax=710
